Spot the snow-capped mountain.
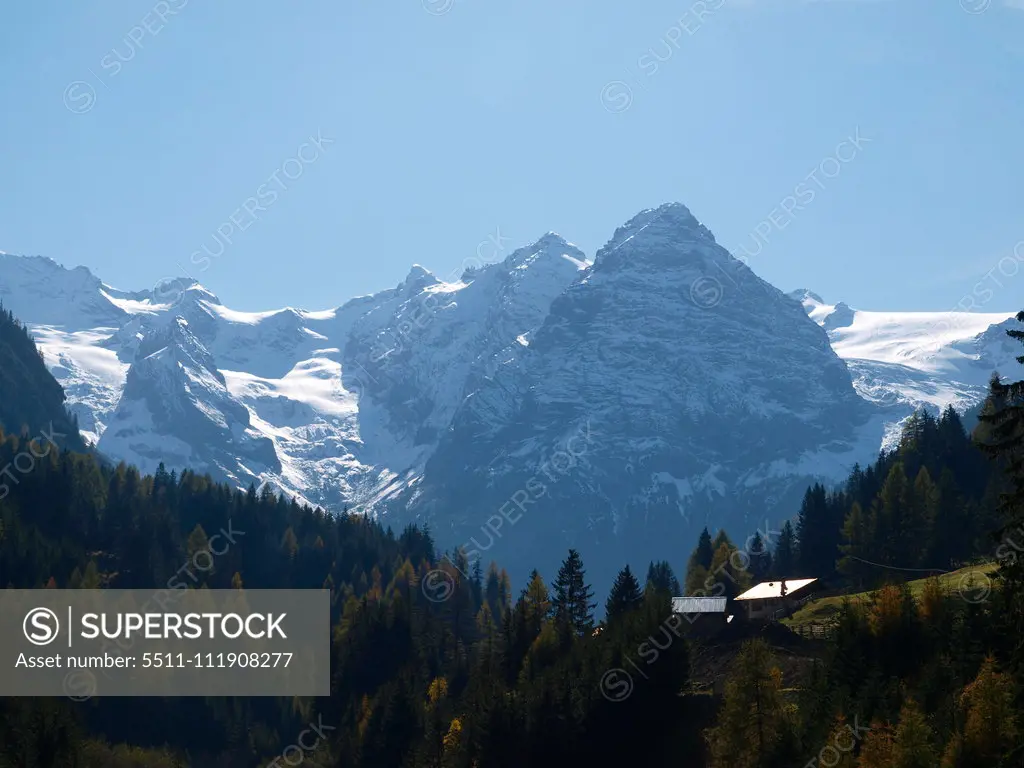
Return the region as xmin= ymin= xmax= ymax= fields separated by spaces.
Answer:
xmin=790 ymin=289 xmax=1019 ymax=447
xmin=0 ymin=206 xmax=1018 ymax=590
xmin=389 ymin=205 xmax=887 ymax=588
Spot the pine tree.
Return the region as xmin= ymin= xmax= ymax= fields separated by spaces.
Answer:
xmin=711 ymin=529 xmax=733 ymax=552
xmin=747 ymin=531 xmax=772 ymax=582
xmin=522 ymin=570 xmax=551 ymax=637
xmin=773 ymin=521 xmax=797 ymax=577
xmin=857 ymin=722 xmax=896 ymax=768
xmin=81 ymin=560 xmax=101 ymax=589
xmin=645 ymin=560 xmax=681 ymax=597
xmin=797 ymin=484 xmax=832 ymax=575
xmin=892 ymin=697 xmax=936 ymax=768
xmin=185 ymin=524 xmax=212 ymax=584
xmin=690 ymin=527 xmax=714 ymax=572
xmin=705 ymin=639 xmax=794 ymax=767
xmin=686 ymin=527 xmax=718 ymax=594
xmin=605 ymin=564 xmax=642 ymax=624
xmin=877 ymin=462 xmax=911 ymax=565
xmin=549 ymin=549 xmax=595 ymax=638
xmin=813 ymin=715 xmax=857 ymax=767
xmin=957 ymin=656 xmax=1018 ymax=766
xmin=908 ymin=466 xmax=938 ymax=566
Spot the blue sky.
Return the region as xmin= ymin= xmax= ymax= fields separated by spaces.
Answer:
xmin=1 ymin=0 xmax=1022 ymax=312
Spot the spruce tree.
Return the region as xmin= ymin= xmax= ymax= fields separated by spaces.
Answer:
xmin=686 ymin=527 xmax=715 ymax=593
xmin=604 ymin=564 xmax=642 ymax=624
xmin=645 ymin=560 xmax=681 ymax=597
xmin=690 ymin=527 xmax=714 ymax=571
xmin=748 ymin=531 xmax=772 ymax=582
xmin=773 ymin=521 xmax=797 ymax=577
xmin=549 ymin=549 xmax=595 ymax=637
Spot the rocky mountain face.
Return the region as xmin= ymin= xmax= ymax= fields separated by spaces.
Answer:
xmin=0 ymin=205 xmax=1017 ymax=592
xmin=392 ymin=205 xmax=881 ymax=590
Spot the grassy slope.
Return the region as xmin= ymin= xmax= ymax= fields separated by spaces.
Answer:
xmin=781 ymin=562 xmax=999 ymax=628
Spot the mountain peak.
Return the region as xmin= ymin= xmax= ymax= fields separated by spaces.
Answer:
xmin=504 ymin=232 xmax=590 ymax=273
xmin=598 ymin=203 xmax=717 ymax=266
xmin=788 ymin=288 xmax=825 ymax=306
xmin=177 ymin=283 xmax=221 ymax=306
xmin=406 ymin=264 xmax=433 ymax=281
xmin=401 ymin=264 xmax=439 ymax=293
xmin=534 ymin=232 xmax=570 ymax=248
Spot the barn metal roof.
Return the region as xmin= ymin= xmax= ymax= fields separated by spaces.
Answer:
xmin=672 ymin=596 xmax=727 ymax=614
xmin=734 ymin=578 xmax=817 ymax=601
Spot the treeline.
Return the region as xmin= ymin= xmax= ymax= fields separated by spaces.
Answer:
xmin=679 ymin=403 xmax=1003 ymax=604
xmin=0 ymin=304 xmax=84 ymax=454
xmin=0 ymin=432 xmax=695 ymax=765
xmin=756 ymin=405 xmax=1001 ymax=588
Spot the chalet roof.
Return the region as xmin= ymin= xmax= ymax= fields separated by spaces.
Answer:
xmin=734 ymin=578 xmax=817 ymax=601
xmin=672 ymin=596 xmax=727 ymax=614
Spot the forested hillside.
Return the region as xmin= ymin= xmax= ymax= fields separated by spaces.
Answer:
xmin=1 ymin=309 xmax=1022 ymax=767
xmin=0 ymin=306 xmax=85 ymax=454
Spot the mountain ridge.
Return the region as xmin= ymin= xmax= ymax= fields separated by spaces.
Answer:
xmin=1 ymin=207 xmax=1018 ymax=588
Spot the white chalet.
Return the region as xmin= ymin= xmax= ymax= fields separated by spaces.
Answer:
xmin=734 ymin=578 xmax=817 ymax=621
